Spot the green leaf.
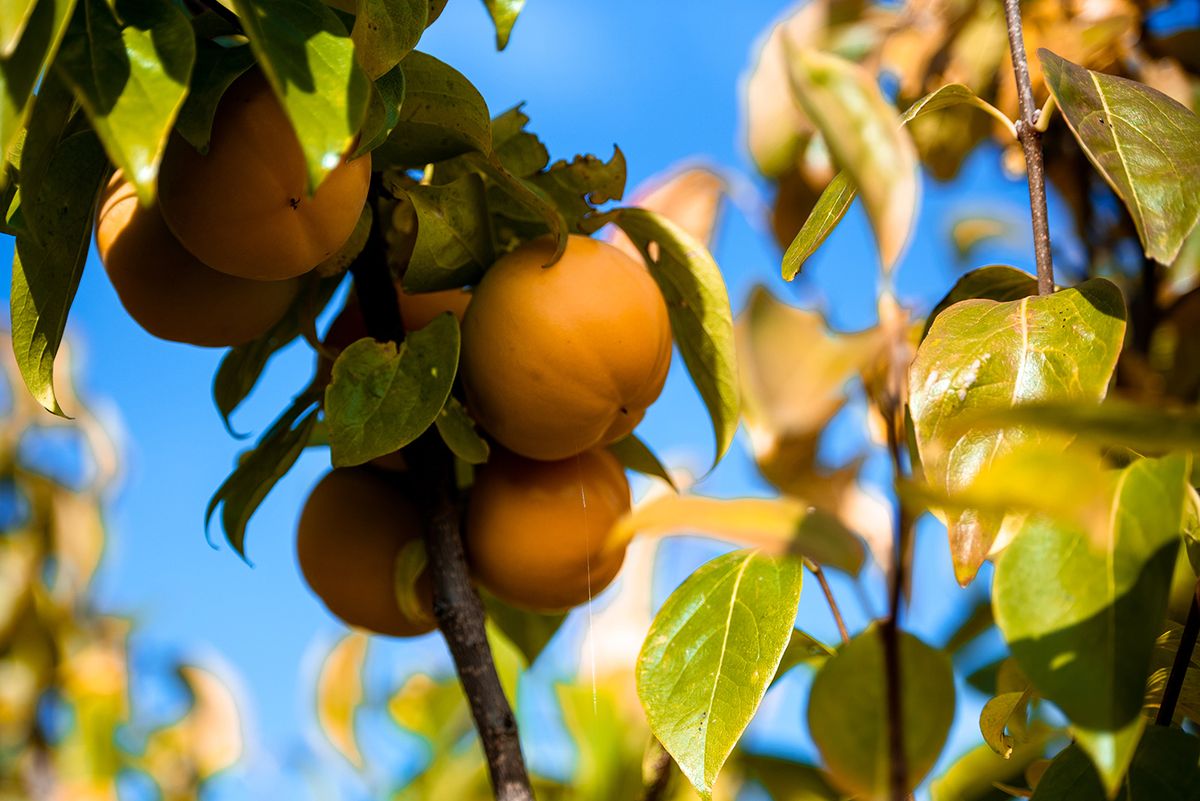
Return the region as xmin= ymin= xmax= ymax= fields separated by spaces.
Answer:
xmin=1031 ymin=728 xmax=1200 ymax=800
xmin=979 ymin=689 xmax=1031 ymax=758
xmin=781 ymin=170 xmax=854 ymax=281
xmin=174 ymin=41 xmax=256 ymax=154
xmin=401 ymin=173 xmax=494 ymax=292
xmin=610 ymin=207 xmax=739 ymax=467
xmin=922 ymin=265 xmax=1039 ymax=341
xmin=607 ymin=434 xmax=675 ymax=490
xmin=773 ymin=628 xmax=836 ymax=681
xmin=898 ymin=83 xmax=1012 ymax=131
xmin=784 ymin=48 xmax=917 ymax=270
xmin=434 ymin=395 xmax=488 ymax=464
xmin=943 ymin=598 xmax=994 ymax=655
xmin=10 ymin=131 xmax=107 ymax=416
xmin=373 ymin=50 xmax=491 ymax=167
xmin=930 ymin=724 xmax=1055 ymax=801
xmin=474 ymin=152 xmax=567 ymax=260
xmin=324 ymin=314 xmax=459 ymax=466
xmin=908 ymin=278 xmax=1126 ymax=584
xmin=353 ymin=63 xmax=405 ymax=157
xmin=995 ymin=453 xmax=1190 ymax=794
xmin=808 ymin=626 xmax=955 ymax=799
xmin=0 ymin=0 xmax=76 ymax=163
xmin=315 ymin=632 xmax=368 ymax=768
xmin=0 ymin=0 xmax=38 ymax=57
xmin=1039 ymin=49 xmax=1200 ymax=264
xmin=230 ymin=0 xmax=369 ymax=191
xmin=351 ymin=0 xmax=424 ymax=78
xmin=10 ymin=69 xmax=74 ymax=235
xmin=738 ymin=754 xmax=841 ymax=801
xmin=482 ymin=593 xmax=565 ymax=667
xmin=55 ymin=0 xmax=194 ymax=204
xmin=637 ymin=549 xmax=802 ymax=800
xmin=527 ymin=148 xmax=626 ymax=226
xmin=490 ymin=104 xmax=548 ymax=177
xmin=482 ymin=0 xmax=523 ymax=50
xmin=206 ymin=398 xmax=319 ymax=557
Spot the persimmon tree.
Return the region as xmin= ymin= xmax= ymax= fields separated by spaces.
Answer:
xmin=4 ymin=0 xmax=1200 ymax=800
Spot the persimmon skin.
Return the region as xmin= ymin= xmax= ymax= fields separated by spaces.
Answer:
xmin=460 ymin=235 xmax=672 ymax=461
xmin=94 ymin=174 xmax=298 ymax=347
xmin=465 ymin=447 xmax=631 ymax=611
xmin=296 ymin=468 xmax=435 ymax=637
xmin=158 ymin=72 xmax=371 ymax=282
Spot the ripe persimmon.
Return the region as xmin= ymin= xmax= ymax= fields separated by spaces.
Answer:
xmin=460 ymin=235 xmax=671 ymax=461
xmin=95 ymin=174 xmax=298 ymax=347
xmin=465 ymin=447 xmax=631 ymax=611
xmin=296 ymin=468 xmax=435 ymax=637
xmin=158 ymin=71 xmax=371 ymax=282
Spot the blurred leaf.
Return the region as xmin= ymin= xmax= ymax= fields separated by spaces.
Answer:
xmin=739 ymin=753 xmax=841 ymax=801
xmin=316 ymin=632 xmax=368 ymax=768
xmin=435 ymin=395 xmax=489 ymax=464
xmin=1040 ymin=50 xmax=1200 ymax=264
xmin=374 ymin=50 xmax=491 ymax=166
xmin=352 ymin=0 xmax=424 ymax=78
xmin=485 ymin=620 xmax=525 ymax=708
xmin=980 ymin=689 xmax=1032 ymax=758
xmin=401 ymin=173 xmax=494 ymax=292
xmin=206 ymin=397 xmax=319 ymax=557
xmin=144 ymin=666 xmax=243 ymax=780
xmin=325 ymin=314 xmax=459 ymax=466
xmin=943 ymin=598 xmax=994 ymax=655
xmin=389 ymin=673 xmax=471 ymax=750
xmin=10 ymin=130 xmax=108 ymax=416
xmin=922 ymin=265 xmax=1038 ymax=340
xmin=638 ymin=549 xmax=802 ymax=800
xmin=1031 ymin=727 xmax=1200 ymax=800
xmin=612 ymin=165 xmax=725 ymax=259
xmin=0 ymin=0 xmax=76 ymax=166
xmin=557 ymin=682 xmax=645 ymax=801
xmin=994 ymin=454 xmax=1189 ymax=794
xmin=609 ymin=207 xmax=739 ymax=467
xmin=0 ymin=0 xmax=38 ymax=56
xmin=808 ymin=626 xmax=955 ymax=799
xmin=909 ymin=279 xmax=1126 ymax=584
xmin=773 ymin=628 xmax=836 ymax=681
xmin=55 ymin=0 xmax=194 ymax=204
xmin=615 ymin=494 xmax=865 ymax=575
xmin=608 ymin=434 xmax=675 ymax=490
xmin=175 ymin=41 xmax=256 ymax=154
xmin=781 ymin=170 xmax=854 ymax=280
xmin=482 ymin=594 xmax=565 ymax=666
xmin=1146 ymin=622 xmax=1200 ymax=724
xmin=951 ymin=217 xmax=1014 ymax=261
xmin=482 ymin=0 xmax=523 ymax=50
xmin=785 ymin=48 xmax=917 ymax=270
xmin=230 ymin=0 xmax=369 ymax=191
xmin=930 ymin=724 xmax=1054 ymax=801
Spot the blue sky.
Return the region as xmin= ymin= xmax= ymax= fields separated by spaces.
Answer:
xmin=0 ymin=1 xmax=1076 ymax=797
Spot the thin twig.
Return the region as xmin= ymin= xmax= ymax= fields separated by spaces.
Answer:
xmin=1002 ymin=0 xmax=1055 ymax=295
xmin=812 ymin=563 xmax=850 ymax=644
xmin=350 ymin=206 xmax=534 ymax=801
xmin=882 ymin=416 xmax=912 ymax=801
xmin=1156 ymin=587 xmax=1200 ymax=727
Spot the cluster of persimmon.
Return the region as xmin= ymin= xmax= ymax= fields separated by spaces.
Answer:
xmin=93 ymin=62 xmax=674 ymax=639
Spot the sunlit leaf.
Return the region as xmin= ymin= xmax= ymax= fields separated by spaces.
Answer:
xmin=316 ymin=632 xmax=368 ymax=767
xmin=930 ymin=724 xmax=1055 ymax=801
xmin=638 ymin=549 xmax=802 ymax=800
xmin=980 ymin=689 xmax=1031 ymax=758
xmin=325 ymin=314 xmax=459 ymax=466
xmin=482 ymin=0 xmax=523 ymax=50
xmin=614 ymin=494 xmax=865 ymax=575
xmin=608 ymin=434 xmax=675 ymax=490
xmin=230 ymin=0 xmax=369 ymax=191
xmin=781 ymin=170 xmax=855 ymax=280
xmin=773 ymin=628 xmax=836 ymax=682
xmin=610 ymin=165 xmax=725 ymax=260
xmin=908 ymin=278 xmax=1126 ymax=584
xmin=482 ymin=594 xmax=565 ymax=667
xmin=808 ymin=626 xmax=955 ymax=799
xmin=922 ymin=265 xmax=1038 ymax=340
xmin=1040 ymin=50 xmax=1200 ymax=264
xmin=0 ymin=0 xmax=38 ymax=56
xmin=55 ymin=0 xmax=194 ymax=204
xmin=0 ymin=0 xmax=75 ymax=165
xmin=995 ymin=454 xmax=1189 ymax=794
xmin=352 ymin=0 xmax=424 ymax=78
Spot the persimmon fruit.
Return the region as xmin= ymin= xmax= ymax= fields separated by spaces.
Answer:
xmin=465 ymin=447 xmax=631 ymax=611
xmin=95 ymin=174 xmax=298 ymax=347
xmin=158 ymin=71 xmax=371 ymax=282
xmin=296 ymin=468 xmax=435 ymax=637
xmin=460 ymin=234 xmax=672 ymax=461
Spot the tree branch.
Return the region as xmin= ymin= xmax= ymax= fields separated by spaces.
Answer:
xmin=883 ymin=415 xmax=912 ymax=801
xmin=1156 ymin=586 xmax=1200 ymax=727
xmin=1002 ymin=0 xmax=1055 ymax=295
xmin=350 ymin=206 xmax=534 ymax=801
xmin=812 ymin=563 xmax=850 ymax=644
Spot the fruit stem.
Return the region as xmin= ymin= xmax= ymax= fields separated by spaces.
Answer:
xmin=812 ymin=563 xmax=850 ymax=644
xmin=350 ymin=201 xmax=534 ymax=801
xmin=1001 ymin=0 xmax=1055 ymax=295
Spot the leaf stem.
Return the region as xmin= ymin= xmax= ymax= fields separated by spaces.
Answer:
xmin=812 ymin=563 xmax=850 ymax=644
xmin=1155 ymin=586 xmax=1200 ymax=727
xmin=350 ymin=199 xmax=534 ymax=801
xmin=1001 ymin=0 xmax=1055 ymax=295
xmin=1034 ymin=94 xmax=1057 ymax=133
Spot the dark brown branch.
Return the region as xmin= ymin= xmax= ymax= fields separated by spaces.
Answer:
xmin=882 ymin=414 xmax=912 ymax=801
xmin=640 ymin=741 xmax=674 ymax=801
xmin=350 ymin=206 xmax=534 ymax=801
xmin=1156 ymin=587 xmax=1200 ymax=727
xmin=1002 ymin=0 xmax=1055 ymax=295
xmin=812 ymin=563 xmax=850 ymax=644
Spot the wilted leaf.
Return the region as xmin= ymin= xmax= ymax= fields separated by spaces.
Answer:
xmin=614 ymin=494 xmax=865 ymax=575
xmin=908 ymin=278 xmax=1126 ymax=584
xmin=611 ymin=208 xmax=739 ymax=467
xmin=808 ymin=627 xmax=955 ymax=799
xmin=0 ymin=0 xmax=75 ymax=165
xmin=1040 ymin=50 xmax=1200 ymax=264
xmin=482 ymin=0 xmax=523 ymax=50
xmin=607 ymin=434 xmax=675 ymax=490
xmin=175 ymin=41 xmax=256 ymax=154
xmin=995 ymin=454 xmax=1189 ymax=794
xmin=316 ymin=632 xmax=368 ymax=767
xmin=352 ymin=0 xmax=424 ymax=78
xmin=325 ymin=314 xmax=459 ymax=466
xmin=55 ymin=0 xmax=194 ymax=203
xmin=638 ymin=549 xmax=802 ymax=800
xmin=401 ymin=173 xmax=494 ymax=292
xmin=230 ymin=0 xmax=369 ymax=191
